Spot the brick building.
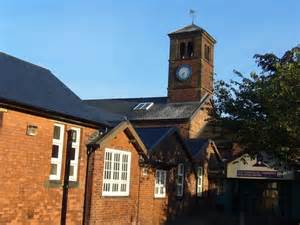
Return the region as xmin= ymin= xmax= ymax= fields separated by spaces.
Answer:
xmin=0 ymin=52 xmax=121 ymax=225
xmin=85 ymin=23 xmax=224 ymax=211
xmin=0 ymin=23 xmax=224 ymax=225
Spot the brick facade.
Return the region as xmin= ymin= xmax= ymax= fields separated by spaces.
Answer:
xmin=167 ymin=29 xmax=215 ymax=103
xmin=0 ymin=107 xmax=96 ymax=225
xmin=139 ymin=132 xmax=197 ymax=225
xmin=87 ymin=129 xmax=142 ymax=225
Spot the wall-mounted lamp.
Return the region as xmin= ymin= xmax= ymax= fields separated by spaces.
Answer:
xmin=26 ymin=124 xmax=38 ymax=136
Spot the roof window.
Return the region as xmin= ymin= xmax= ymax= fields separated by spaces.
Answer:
xmin=133 ymin=102 xmax=154 ymax=111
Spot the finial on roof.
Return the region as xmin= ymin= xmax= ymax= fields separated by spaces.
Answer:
xmin=189 ymin=9 xmax=196 ymax=24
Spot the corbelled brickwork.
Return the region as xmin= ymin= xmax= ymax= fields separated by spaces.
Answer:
xmin=0 ymin=107 xmax=96 ymax=225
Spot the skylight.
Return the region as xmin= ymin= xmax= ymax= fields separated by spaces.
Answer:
xmin=133 ymin=102 xmax=154 ymax=111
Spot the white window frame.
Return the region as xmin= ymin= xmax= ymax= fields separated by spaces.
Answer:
xmin=49 ymin=123 xmax=65 ymax=180
xmin=154 ymin=169 xmax=167 ymax=198
xmin=102 ymin=148 xmax=131 ymax=197
xmin=176 ymin=163 xmax=184 ymax=197
xmin=197 ymin=166 xmax=203 ymax=197
xmin=133 ymin=102 xmax=154 ymax=110
xmin=69 ymin=127 xmax=81 ymax=182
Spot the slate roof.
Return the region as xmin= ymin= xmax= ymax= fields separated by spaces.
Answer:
xmin=169 ymin=24 xmax=203 ymax=35
xmin=84 ymin=94 xmax=210 ymax=122
xmin=168 ymin=24 xmax=216 ymax=43
xmin=0 ymin=52 xmax=122 ymax=126
xmin=135 ymin=127 xmax=176 ymax=151
xmin=184 ymin=138 xmax=209 ymax=159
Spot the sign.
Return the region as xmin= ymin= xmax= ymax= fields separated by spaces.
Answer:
xmin=237 ymin=170 xmax=283 ymax=178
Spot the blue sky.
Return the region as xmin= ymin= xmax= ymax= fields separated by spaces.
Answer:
xmin=1 ymin=0 xmax=299 ymax=99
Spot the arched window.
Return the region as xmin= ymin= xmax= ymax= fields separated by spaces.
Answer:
xmin=187 ymin=42 xmax=194 ymax=58
xmin=179 ymin=42 xmax=186 ymax=59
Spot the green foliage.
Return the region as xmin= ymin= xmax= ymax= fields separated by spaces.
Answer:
xmin=214 ymin=46 xmax=300 ymax=163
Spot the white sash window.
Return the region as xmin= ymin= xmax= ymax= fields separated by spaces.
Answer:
xmin=49 ymin=124 xmax=64 ymax=180
xmin=155 ymin=170 xmax=167 ymax=198
xmin=102 ymin=148 xmax=131 ymax=196
xmin=69 ymin=127 xmax=80 ymax=181
xmin=197 ymin=166 xmax=203 ymax=197
xmin=176 ymin=163 xmax=184 ymax=197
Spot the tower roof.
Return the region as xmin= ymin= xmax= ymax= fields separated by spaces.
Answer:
xmin=169 ymin=24 xmax=203 ymax=35
xmin=168 ymin=24 xmax=216 ymax=43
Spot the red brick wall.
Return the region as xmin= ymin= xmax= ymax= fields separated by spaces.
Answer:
xmin=0 ymin=107 xmax=96 ymax=225
xmin=139 ymin=134 xmax=197 ymax=225
xmin=139 ymin=168 xmax=168 ymax=225
xmin=167 ymin=32 xmax=215 ymax=103
xmin=88 ymin=130 xmax=141 ymax=225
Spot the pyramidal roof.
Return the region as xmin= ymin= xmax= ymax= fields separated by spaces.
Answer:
xmin=169 ymin=24 xmax=203 ymax=35
xmin=168 ymin=23 xmax=216 ymax=43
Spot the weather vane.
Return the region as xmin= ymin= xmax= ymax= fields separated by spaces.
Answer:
xmin=189 ymin=9 xmax=196 ymax=24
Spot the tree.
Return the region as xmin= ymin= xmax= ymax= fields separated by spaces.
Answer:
xmin=214 ymin=46 xmax=300 ymax=164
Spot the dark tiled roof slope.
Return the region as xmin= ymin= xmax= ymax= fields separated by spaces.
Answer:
xmin=168 ymin=24 xmax=216 ymax=43
xmin=84 ymin=95 xmax=209 ymax=121
xmin=184 ymin=138 xmax=209 ymax=158
xmin=135 ymin=127 xmax=176 ymax=151
xmin=169 ymin=24 xmax=203 ymax=35
xmin=0 ymin=52 xmax=122 ymax=126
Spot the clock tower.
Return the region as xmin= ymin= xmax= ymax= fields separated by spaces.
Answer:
xmin=167 ymin=24 xmax=216 ymax=102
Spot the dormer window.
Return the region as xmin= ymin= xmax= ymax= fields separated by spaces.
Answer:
xmin=179 ymin=42 xmax=186 ymax=59
xmin=133 ymin=102 xmax=154 ymax=111
xmin=187 ymin=42 xmax=194 ymax=57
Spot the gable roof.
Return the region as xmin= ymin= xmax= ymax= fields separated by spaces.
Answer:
xmin=135 ymin=127 xmax=176 ymax=151
xmin=88 ymin=121 xmax=148 ymax=158
xmin=185 ymin=138 xmax=223 ymax=162
xmin=84 ymin=93 xmax=211 ymax=122
xmin=0 ymin=52 xmax=122 ymax=127
xmin=184 ymin=138 xmax=209 ymax=158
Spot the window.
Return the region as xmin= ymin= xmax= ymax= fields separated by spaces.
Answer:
xmin=176 ymin=163 xmax=184 ymax=197
xmin=197 ymin=166 xmax=203 ymax=197
xmin=204 ymin=44 xmax=211 ymax=62
xmin=102 ymin=148 xmax=131 ymax=196
xmin=154 ymin=170 xmax=167 ymax=198
xmin=180 ymin=42 xmax=186 ymax=59
xmin=133 ymin=102 xmax=154 ymax=111
xmin=49 ymin=124 xmax=64 ymax=180
xmin=69 ymin=127 xmax=81 ymax=181
xmin=187 ymin=42 xmax=194 ymax=58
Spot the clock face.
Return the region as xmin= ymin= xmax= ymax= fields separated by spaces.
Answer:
xmin=176 ymin=64 xmax=192 ymax=81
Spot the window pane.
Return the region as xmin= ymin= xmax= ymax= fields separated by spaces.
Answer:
xmin=50 ymin=163 xmax=57 ymax=175
xmin=72 ymin=130 xmax=77 ymax=143
xmin=112 ymin=183 xmax=119 ymax=192
xmin=160 ymin=187 xmax=164 ymax=194
xmin=178 ymin=176 xmax=183 ymax=184
xmin=70 ymin=148 xmax=75 ymax=160
xmin=53 ymin=126 xmax=61 ymax=140
xmin=52 ymin=145 xmax=59 ymax=158
xmin=121 ymin=184 xmax=126 ymax=192
xmin=69 ymin=165 xmax=74 ymax=177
